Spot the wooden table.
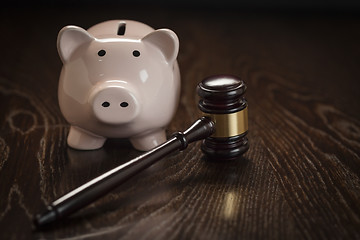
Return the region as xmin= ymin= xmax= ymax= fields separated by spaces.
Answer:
xmin=1 ymin=5 xmax=359 ymax=239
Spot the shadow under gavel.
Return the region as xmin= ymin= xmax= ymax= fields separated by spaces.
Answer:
xmin=34 ymin=75 xmax=249 ymax=229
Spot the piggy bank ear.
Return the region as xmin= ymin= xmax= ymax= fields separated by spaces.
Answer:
xmin=142 ymin=29 xmax=179 ymax=63
xmin=57 ymin=26 xmax=94 ymax=63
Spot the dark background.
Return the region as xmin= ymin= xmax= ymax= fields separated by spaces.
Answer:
xmin=3 ymin=0 xmax=360 ymax=8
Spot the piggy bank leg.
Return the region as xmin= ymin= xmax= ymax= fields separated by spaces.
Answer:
xmin=67 ymin=126 xmax=106 ymax=150
xmin=130 ymin=129 xmax=166 ymax=151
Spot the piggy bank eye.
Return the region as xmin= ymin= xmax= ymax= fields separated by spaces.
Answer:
xmin=98 ymin=50 xmax=106 ymax=57
xmin=132 ymin=50 xmax=140 ymax=57
xmin=102 ymin=102 xmax=110 ymax=107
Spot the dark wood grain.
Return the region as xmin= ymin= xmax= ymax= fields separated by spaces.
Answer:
xmin=0 ymin=5 xmax=359 ymax=239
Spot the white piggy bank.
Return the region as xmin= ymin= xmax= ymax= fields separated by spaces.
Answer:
xmin=57 ymin=20 xmax=180 ymax=151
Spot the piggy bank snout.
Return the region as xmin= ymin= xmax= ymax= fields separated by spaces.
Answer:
xmin=90 ymin=83 xmax=140 ymax=125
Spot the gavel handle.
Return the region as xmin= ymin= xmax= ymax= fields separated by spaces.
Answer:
xmin=34 ymin=117 xmax=214 ymax=228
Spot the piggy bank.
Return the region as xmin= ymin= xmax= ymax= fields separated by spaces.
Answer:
xmin=57 ymin=20 xmax=180 ymax=151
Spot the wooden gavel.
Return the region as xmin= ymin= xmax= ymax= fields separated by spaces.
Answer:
xmin=34 ymin=75 xmax=249 ymax=228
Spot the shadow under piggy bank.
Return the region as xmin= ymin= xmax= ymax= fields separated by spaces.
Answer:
xmin=65 ymin=139 xmax=138 ymax=171
xmin=64 ymin=138 xmax=172 ymax=198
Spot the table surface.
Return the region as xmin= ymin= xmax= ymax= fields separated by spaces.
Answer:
xmin=0 ymin=5 xmax=359 ymax=240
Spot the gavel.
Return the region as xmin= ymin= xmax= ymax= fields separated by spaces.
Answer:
xmin=34 ymin=75 xmax=249 ymax=228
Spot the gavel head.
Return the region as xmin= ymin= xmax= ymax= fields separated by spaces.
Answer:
xmin=197 ymin=75 xmax=249 ymax=160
